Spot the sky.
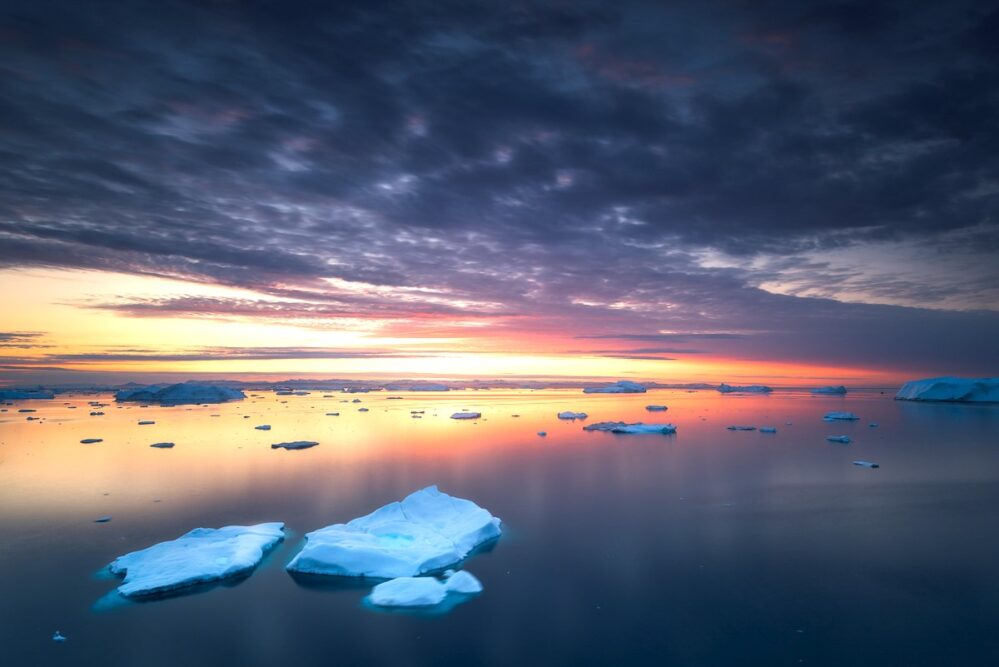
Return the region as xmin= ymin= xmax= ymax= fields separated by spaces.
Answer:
xmin=1 ymin=0 xmax=997 ymax=386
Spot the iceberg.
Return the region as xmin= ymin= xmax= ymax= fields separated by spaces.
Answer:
xmin=286 ymin=486 xmax=501 ymax=579
xmin=115 ymin=382 xmax=245 ymax=405
xmin=557 ymin=411 xmax=587 ymax=420
xmin=582 ymin=380 xmax=647 ymax=394
xmin=150 ymin=442 xmax=175 ymax=449
xmin=726 ymin=425 xmax=757 ymax=431
xmin=759 ymin=427 xmax=777 ymax=433
xmin=108 ymin=522 xmax=284 ymax=597
xmin=138 ymin=420 xmax=155 ymax=425
xmin=0 ymin=389 xmax=55 ymax=400
xmin=450 ymin=412 xmax=481 ymax=420
xmin=718 ymin=383 xmax=772 ymax=394
xmin=826 ymin=435 xmax=851 ymax=443
xmin=254 ymin=425 xmax=271 ymax=431
xmin=645 ymin=405 xmax=668 ymax=412
xmin=583 ymin=421 xmax=676 ymax=434
xmin=537 ymin=431 xmax=547 ymax=437
xmin=823 ymin=411 xmax=859 ymax=421
xmin=271 ymin=440 xmax=319 ymax=450
xmin=895 ymin=377 xmax=999 ymax=403
xmin=812 ymin=386 xmax=847 ymax=395
xmin=52 ymin=631 xmax=67 ymax=642
xmin=852 ymin=460 xmax=880 ymax=468
xmin=80 ymin=438 xmax=103 ymax=444
xmin=367 ymin=570 xmax=483 ymax=608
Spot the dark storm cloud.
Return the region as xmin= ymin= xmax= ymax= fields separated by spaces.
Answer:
xmin=1 ymin=0 xmax=997 ymax=373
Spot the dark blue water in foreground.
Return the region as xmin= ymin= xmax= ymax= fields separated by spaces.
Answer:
xmin=1 ymin=389 xmax=998 ymax=666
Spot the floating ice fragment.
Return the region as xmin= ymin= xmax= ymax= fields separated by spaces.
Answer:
xmin=367 ymin=570 xmax=483 ymax=608
xmin=759 ymin=427 xmax=777 ymax=433
xmin=812 ymin=386 xmax=847 ymax=395
xmin=286 ymin=486 xmax=501 ymax=579
xmin=52 ymin=631 xmax=66 ymax=642
xmin=150 ymin=442 xmax=174 ymax=449
xmin=826 ymin=435 xmax=851 ymax=443
xmin=718 ymin=383 xmax=772 ymax=394
xmin=451 ymin=412 xmax=481 ymax=420
xmin=138 ymin=420 xmax=155 ymax=426
xmin=254 ymin=425 xmax=271 ymax=430
xmin=108 ymin=523 xmax=284 ymax=597
xmin=852 ymin=460 xmax=879 ymax=468
xmin=271 ymin=441 xmax=319 ymax=450
xmin=645 ymin=405 xmax=668 ymax=411
xmin=823 ymin=412 xmax=859 ymax=421
xmin=557 ymin=411 xmax=587 ymax=420
xmin=537 ymin=431 xmax=547 ymax=437
xmin=584 ymin=421 xmax=676 ymax=434
xmin=726 ymin=425 xmax=757 ymax=431
xmin=80 ymin=438 xmax=103 ymax=444
xmin=95 ymin=516 xmax=112 ymax=523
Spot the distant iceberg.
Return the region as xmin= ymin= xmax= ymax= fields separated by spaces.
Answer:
xmin=450 ymin=412 xmax=481 ymax=420
xmin=759 ymin=427 xmax=777 ymax=433
xmin=385 ymin=383 xmax=451 ymax=392
xmin=367 ymin=570 xmax=483 ymax=608
xmin=115 ymin=382 xmax=245 ymax=405
xmin=271 ymin=440 xmax=319 ymax=450
xmin=0 ymin=388 xmax=54 ymax=400
xmin=286 ymin=486 xmax=501 ymax=579
xmin=812 ymin=386 xmax=847 ymax=395
xmin=895 ymin=377 xmax=999 ymax=403
xmin=718 ymin=383 xmax=772 ymax=394
xmin=823 ymin=411 xmax=860 ymax=421
xmin=108 ymin=523 xmax=284 ymax=597
xmin=852 ymin=460 xmax=879 ymax=468
xmin=582 ymin=380 xmax=647 ymax=394
xmin=826 ymin=435 xmax=851 ymax=444
xmin=645 ymin=405 xmax=668 ymax=412
xmin=557 ymin=411 xmax=587 ymax=420
xmin=583 ymin=421 xmax=676 ymax=434
xmin=726 ymin=425 xmax=757 ymax=431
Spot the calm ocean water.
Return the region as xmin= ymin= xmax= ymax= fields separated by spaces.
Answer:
xmin=1 ymin=388 xmax=997 ymax=666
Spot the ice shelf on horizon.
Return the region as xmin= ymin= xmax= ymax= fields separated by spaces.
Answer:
xmin=115 ymin=381 xmax=246 ymax=405
xmin=895 ymin=377 xmax=999 ymax=402
xmin=107 ymin=523 xmax=285 ymax=597
xmin=285 ymin=485 xmax=501 ymax=579
xmin=582 ymin=380 xmax=647 ymax=394
xmin=717 ymin=383 xmax=773 ymax=394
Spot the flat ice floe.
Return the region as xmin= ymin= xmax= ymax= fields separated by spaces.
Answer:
xmin=759 ymin=427 xmax=777 ymax=433
xmin=823 ymin=411 xmax=860 ymax=421
xmin=826 ymin=435 xmax=852 ymax=443
xmin=718 ymin=383 xmax=772 ymax=394
xmin=367 ymin=570 xmax=483 ymax=608
xmin=645 ymin=405 xmax=668 ymax=411
xmin=583 ymin=421 xmax=676 ymax=434
xmin=557 ymin=411 xmax=587 ymax=420
xmin=895 ymin=376 xmax=999 ymax=403
xmin=582 ymin=380 xmax=646 ymax=394
xmin=271 ymin=440 xmax=319 ymax=450
xmin=726 ymin=425 xmax=757 ymax=431
xmin=108 ymin=523 xmax=284 ymax=597
xmin=150 ymin=442 xmax=174 ymax=448
xmin=286 ymin=485 xmax=501 ymax=579
xmin=853 ymin=460 xmax=879 ymax=468
xmin=115 ymin=381 xmax=246 ymax=405
xmin=812 ymin=386 xmax=848 ymax=395
xmin=450 ymin=412 xmax=481 ymax=420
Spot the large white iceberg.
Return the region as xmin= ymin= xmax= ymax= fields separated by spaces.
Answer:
xmin=895 ymin=377 xmax=999 ymax=403
xmin=367 ymin=570 xmax=483 ymax=608
xmin=812 ymin=386 xmax=847 ymax=395
xmin=286 ymin=486 xmax=501 ymax=578
xmin=115 ymin=382 xmax=246 ymax=405
xmin=582 ymin=380 xmax=647 ymax=394
xmin=108 ymin=523 xmax=284 ymax=597
xmin=718 ymin=383 xmax=772 ymax=394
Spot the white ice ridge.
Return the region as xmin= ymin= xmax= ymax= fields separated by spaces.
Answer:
xmin=583 ymin=421 xmax=677 ymax=434
xmin=286 ymin=486 xmax=501 ymax=578
xmin=367 ymin=570 xmax=484 ymax=608
xmin=115 ymin=381 xmax=246 ymax=405
xmin=582 ymin=380 xmax=647 ymax=394
xmin=895 ymin=377 xmax=999 ymax=403
xmin=108 ymin=523 xmax=284 ymax=597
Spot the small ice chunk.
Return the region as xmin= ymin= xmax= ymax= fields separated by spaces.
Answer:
xmin=326 ymin=412 xmax=339 ymax=416
xmin=271 ymin=441 xmax=319 ymax=450
xmin=451 ymin=412 xmax=481 ymax=420
xmin=826 ymin=435 xmax=852 ymax=443
xmin=52 ymin=631 xmax=66 ymax=642
xmin=369 ymin=576 xmax=447 ymax=607
xmin=95 ymin=516 xmax=112 ymax=523
xmin=444 ymin=570 xmax=483 ymax=594
xmin=80 ymin=438 xmax=103 ymax=444
xmin=718 ymin=383 xmax=772 ymax=394
xmin=645 ymin=405 xmax=668 ymax=411
xmin=852 ymin=460 xmax=880 ymax=468
xmin=150 ymin=442 xmax=174 ymax=449
xmin=537 ymin=431 xmax=547 ymax=437
xmin=358 ymin=407 xmax=369 ymax=412
xmin=557 ymin=411 xmax=587 ymax=420
xmin=286 ymin=486 xmax=501 ymax=579
xmin=138 ymin=420 xmax=155 ymax=426
xmin=108 ymin=522 xmax=284 ymax=597
xmin=254 ymin=425 xmax=271 ymax=430
xmin=823 ymin=412 xmax=860 ymax=421
xmin=727 ymin=425 xmax=757 ymax=431
xmin=759 ymin=427 xmax=777 ymax=433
